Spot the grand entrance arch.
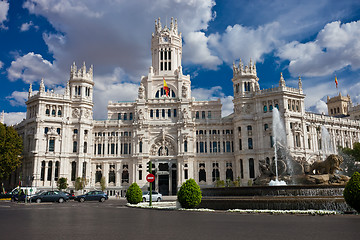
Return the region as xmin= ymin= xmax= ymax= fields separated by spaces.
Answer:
xmin=149 ymin=131 xmax=178 ymax=195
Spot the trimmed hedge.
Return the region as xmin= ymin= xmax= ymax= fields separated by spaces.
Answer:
xmin=343 ymin=171 xmax=360 ymax=213
xmin=126 ymin=183 xmax=142 ymax=204
xmin=177 ymin=179 xmax=202 ymax=209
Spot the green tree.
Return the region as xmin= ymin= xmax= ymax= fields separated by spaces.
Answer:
xmin=100 ymin=176 xmax=106 ymax=192
xmin=177 ymin=179 xmax=202 ymax=209
xmin=343 ymin=171 xmax=360 ymax=213
xmin=339 ymin=143 xmax=360 ymax=176
xmin=75 ymin=177 xmax=87 ymax=191
xmin=0 ymin=123 xmax=23 ymax=181
xmin=125 ymin=183 xmax=142 ymax=204
xmin=57 ymin=177 xmax=68 ymax=191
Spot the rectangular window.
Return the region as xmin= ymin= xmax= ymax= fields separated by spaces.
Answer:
xmin=184 ymin=169 xmax=188 ymax=179
xmin=199 ymin=142 xmax=204 ymax=153
xmin=111 ymin=143 xmax=115 ymax=154
xmin=49 ymin=138 xmax=55 ymax=152
xmin=248 ymin=138 xmax=253 ymax=149
xmin=168 ymin=62 xmax=171 ymax=71
xmin=202 ymin=111 xmax=205 ymax=119
xmin=173 ymin=109 xmax=177 ymax=117
xmin=73 ymin=141 xmax=78 ymax=153
xmin=139 ymin=170 xmax=142 ymax=180
xmin=208 ymin=111 xmax=211 ymax=118
xmin=213 ymin=141 xmax=217 ymax=153
xmin=226 ymin=141 xmax=231 ymax=152
xmin=124 ymin=143 xmax=128 ymax=154
xmin=98 ymin=144 xmax=102 ymax=154
xmin=168 ymin=109 xmax=171 ymax=117
xmin=239 ymin=139 xmax=242 ymax=150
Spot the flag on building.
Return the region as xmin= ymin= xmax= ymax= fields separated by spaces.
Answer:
xmin=163 ymin=78 xmax=169 ymax=97
xmin=335 ymin=75 xmax=338 ymax=88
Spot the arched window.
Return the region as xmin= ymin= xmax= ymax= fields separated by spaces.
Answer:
xmin=57 ymin=110 xmax=62 ymax=116
xmin=83 ymin=142 xmax=87 ymax=153
xmin=150 ymin=110 xmax=153 ymax=118
xmin=51 ymin=109 xmax=56 ymax=116
xmin=45 ymin=109 xmax=50 ymax=115
xmin=212 ymin=168 xmax=220 ymax=182
xmin=184 ymin=140 xmax=188 ymax=152
xmin=269 ymin=105 xmax=273 ymax=111
xmin=155 ymin=88 xmax=176 ymax=98
xmin=196 ymin=111 xmax=199 ymax=119
xmin=139 ymin=141 xmax=143 ymax=153
xmin=263 ymin=105 xmax=267 ymax=112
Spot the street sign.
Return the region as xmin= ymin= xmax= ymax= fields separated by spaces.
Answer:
xmin=146 ymin=173 xmax=155 ymax=183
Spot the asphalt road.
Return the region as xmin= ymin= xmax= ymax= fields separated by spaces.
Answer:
xmin=0 ymin=199 xmax=359 ymax=240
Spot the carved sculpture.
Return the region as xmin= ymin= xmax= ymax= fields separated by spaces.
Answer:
xmin=138 ymin=83 xmax=145 ymax=99
xmin=310 ymin=154 xmax=343 ymax=174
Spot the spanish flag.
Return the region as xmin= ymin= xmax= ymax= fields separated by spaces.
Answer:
xmin=163 ymin=77 xmax=169 ymax=97
xmin=335 ymin=75 xmax=338 ymax=88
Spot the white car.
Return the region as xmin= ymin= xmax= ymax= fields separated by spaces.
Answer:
xmin=142 ymin=191 xmax=162 ymax=202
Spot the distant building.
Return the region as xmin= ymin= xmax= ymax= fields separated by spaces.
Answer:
xmin=14 ymin=18 xmax=360 ymax=196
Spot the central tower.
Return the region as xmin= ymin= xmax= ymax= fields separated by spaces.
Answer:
xmin=151 ymin=17 xmax=182 ymax=76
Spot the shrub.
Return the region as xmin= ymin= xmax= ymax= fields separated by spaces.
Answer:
xmin=343 ymin=171 xmax=360 ymax=213
xmin=57 ymin=177 xmax=68 ymax=191
xmin=126 ymin=183 xmax=142 ymax=204
xmin=177 ymin=179 xmax=202 ymax=209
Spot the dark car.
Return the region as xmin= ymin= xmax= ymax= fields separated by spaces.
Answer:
xmin=75 ymin=191 xmax=108 ymax=202
xmin=63 ymin=191 xmax=75 ymax=200
xmin=30 ymin=191 xmax=69 ymax=203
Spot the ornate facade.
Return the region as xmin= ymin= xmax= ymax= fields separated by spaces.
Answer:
xmin=15 ymin=18 xmax=360 ymax=196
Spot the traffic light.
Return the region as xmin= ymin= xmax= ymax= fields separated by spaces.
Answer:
xmin=147 ymin=161 xmax=152 ymax=173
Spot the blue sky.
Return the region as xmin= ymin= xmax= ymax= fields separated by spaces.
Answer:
xmin=1 ymin=0 xmax=360 ymax=125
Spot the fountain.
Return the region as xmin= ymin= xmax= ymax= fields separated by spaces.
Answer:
xmin=321 ymin=126 xmax=335 ymax=160
xmin=269 ymin=108 xmax=287 ymax=186
xmin=197 ymin=108 xmax=353 ymax=212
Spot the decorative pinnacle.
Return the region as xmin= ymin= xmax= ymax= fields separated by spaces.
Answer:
xmin=279 ymin=72 xmax=286 ymax=87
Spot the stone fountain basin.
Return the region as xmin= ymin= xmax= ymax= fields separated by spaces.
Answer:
xmin=199 ymin=185 xmax=352 ymax=211
xmin=199 ymin=196 xmax=349 ymax=211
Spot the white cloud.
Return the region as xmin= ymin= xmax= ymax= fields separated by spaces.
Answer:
xmin=92 ymin=67 xmax=139 ymax=119
xmin=6 ymin=91 xmax=28 ymax=107
xmin=3 ymin=112 xmax=26 ymax=126
xmin=0 ymin=60 xmax=3 ymax=69
xmin=0 ymin=0 xmax=9 ymax=28
xmin=209 ymin=22 xmax=281 ymax=65
xmin=277 ymin=21 xmax=360 ymax=77
xmin=20 ymin=21 xmax=35 ymax=32
xmin=183 ymin=32 xmax=221 ymax=70
xmin=7 ymin=52 xmax=65 ymax=86
xmin=191 ymin=86 xmax=233 ymax=117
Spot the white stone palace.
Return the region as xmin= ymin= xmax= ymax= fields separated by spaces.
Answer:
xmin=14 ymin=18 xmax=360 ymax=196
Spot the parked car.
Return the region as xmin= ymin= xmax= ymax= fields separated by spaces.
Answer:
xmin=75 ymin=191 xmax=108 ymax=202
xmin=142 ymin=191 xmax=162 ymax=202
xmin=63 ymin=191 xmax=75 ymax=200
xmin=30 ymin=191 xmax=69 ymax=203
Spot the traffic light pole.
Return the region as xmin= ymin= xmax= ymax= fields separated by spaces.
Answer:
xmin=147 ymin=161 xmax=152 ymax=207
